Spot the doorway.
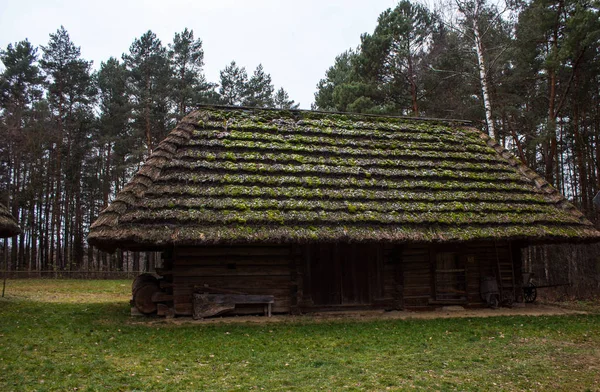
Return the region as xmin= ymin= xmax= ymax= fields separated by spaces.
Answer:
xmin=308 ymin=243 xmax=375 ymax=306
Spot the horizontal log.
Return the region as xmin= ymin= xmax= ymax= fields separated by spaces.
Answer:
xmin=172 ymin=276 xmax=291 ymax=289
xmin=404 ymin=289 xmax=432 ymax=296
xmin=174 ymin=287 xmax=290 ymax=299
xmin=402 ymin=261 xmax=430 ymax=267
xmin=401 ymin=262 xmax=430 ymax=268
xmin=173 ymin=265 xmax=290 ymax=277
xmin=403 ymin=272 xmax=431 ymax=278
xmin=151 ymin=292 xmax=177 ymax=302
xmin=404 ymin=282 xmax=432 ymax=288
xmin=174 ymin=256 xmax=291 ymax=266
xmin=193 ymin=285 xmax=245 ymax=294
xmin=176 ymin=246 xmax=292 ymax=257
xmin=404 ymin=281 xmax=433 ymax=287
xmin=402 ymin=270 xmax=431 ymax=276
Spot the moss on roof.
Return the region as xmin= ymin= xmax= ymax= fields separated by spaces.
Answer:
xmin=87 ymin=106 xmax=600 ymax=251
xmin=0 ymin=203 xmax=20 ymax=238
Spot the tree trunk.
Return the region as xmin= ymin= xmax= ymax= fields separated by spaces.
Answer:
xmin=407 ymin=53 xmax=419 ymax=117
xmin=472 ymin=2 xmax=496 ymax=140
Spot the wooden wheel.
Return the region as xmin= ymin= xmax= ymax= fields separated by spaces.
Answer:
xmin=523 ymin=283 xmax=537 ymax=303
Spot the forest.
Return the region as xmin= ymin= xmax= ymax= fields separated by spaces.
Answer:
xmin=0 ymin=26 xmax=298 ymax=273
xmin=1 ymin=0 xmax=600 ymax=278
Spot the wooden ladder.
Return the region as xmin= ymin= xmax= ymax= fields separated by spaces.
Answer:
xmin=495 ymin=243 xmax=516 ymax=303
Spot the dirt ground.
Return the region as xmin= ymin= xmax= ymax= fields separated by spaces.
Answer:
xmin=137 ymin=303 xmax=590 ymax=325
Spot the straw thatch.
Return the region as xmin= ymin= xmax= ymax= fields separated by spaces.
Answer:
xmin=88 ymin=106 xmax=600 ymax=251
xmin=0 ymin=203 xmax=20 ymax=238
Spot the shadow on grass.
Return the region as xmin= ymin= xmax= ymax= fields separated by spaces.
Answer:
xmin=2 ymin=294 xmax=600 ymax=390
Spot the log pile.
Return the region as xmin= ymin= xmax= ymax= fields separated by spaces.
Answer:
xmin=131 ymin=273 xmax=175 ymax=317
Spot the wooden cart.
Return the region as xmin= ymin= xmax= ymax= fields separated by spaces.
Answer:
xmin=522 ymin=273 xmax=571 ymax=303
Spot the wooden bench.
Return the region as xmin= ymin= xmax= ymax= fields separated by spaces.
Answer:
xmin=192 ymin=293 xmax=275 ymax=319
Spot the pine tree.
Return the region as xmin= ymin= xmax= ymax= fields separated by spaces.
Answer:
xmin=363 ymin=0 xmax=435 ymax=115
xmin=274 ymin=88 xmax=300 ymax=109
xmin=515 ymin=0 xmax=600 ymax=184
xmin=169 ymin=28 xmax=216 ymax=118
xmin=40 ymin=26 xmax=95 ymax=269
xmin=313 ymin=1 xmax=435 ymax=115
xmin=97 ymin=57 xmax=131 ymax=208
xmin=123 ymin=30 xmax=172 ymax=155
xmin=0 ymin=40 xmax=44 ymax=115
xmin=243 ymin=64 xmax=275 ymax=107
xmin=314 ymin=50 xmax=358 ymax=111
xmin=419 ymin=23 xmax=480 ymax=120
xmin=0 ymin=39 xmax=44 ymax=269
xmin=218 ymin=61 xmax=248 ymax=105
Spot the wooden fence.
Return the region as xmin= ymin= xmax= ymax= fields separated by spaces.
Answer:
xmin=1 ymin=270 xmax=140 ymax=280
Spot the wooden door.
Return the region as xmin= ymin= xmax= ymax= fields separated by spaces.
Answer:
xmin=309 ymin=243 xmax=341 ymax=305
xmin=309 ymin=244 xmax=374 ymax=305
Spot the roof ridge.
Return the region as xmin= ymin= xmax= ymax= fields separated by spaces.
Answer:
xmin=193 ymin=104 xmax=474 ymax=126
xmin=478 ymin=131 xmax=591 ymax=226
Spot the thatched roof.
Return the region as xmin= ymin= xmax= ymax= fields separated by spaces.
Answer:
xmin=88 ymin=106 xmax=600 ymax=251
xmin=0 ymin=203 xmax=20 ymax=238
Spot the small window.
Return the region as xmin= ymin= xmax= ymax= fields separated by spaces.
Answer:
xmin=435 ymin=252 xmax=467 ymax=302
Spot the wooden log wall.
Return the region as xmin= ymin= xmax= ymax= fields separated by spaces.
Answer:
xmin=395 ymin=244 xmax=432 ymax=308
xmin=170 ymin=245 xmax=297 ymax=316
xmin=152 ymin=241 xmax=519 ymax=317
xmin=384 ymin=241 xmax=516 ymax=309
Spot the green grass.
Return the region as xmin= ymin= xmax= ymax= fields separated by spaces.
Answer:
xmin=1 ymin=280 xmax=599 ymax=391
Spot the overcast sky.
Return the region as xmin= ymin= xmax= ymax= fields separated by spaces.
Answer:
xmin=0 ymin=0 xmax=406 ymax=109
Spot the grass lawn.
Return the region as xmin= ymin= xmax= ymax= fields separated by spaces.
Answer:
xmin=1 ymin=280 xmax=599 ymax=391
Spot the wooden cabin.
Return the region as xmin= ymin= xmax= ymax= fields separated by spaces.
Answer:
xmin=88 ymin=106 xmax=600 ymax=317
xmin=0 ymin=203 xmax=20 ymax=238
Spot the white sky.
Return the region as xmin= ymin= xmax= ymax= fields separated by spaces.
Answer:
xmin=0 ymin=0 xmax=403 ymax=109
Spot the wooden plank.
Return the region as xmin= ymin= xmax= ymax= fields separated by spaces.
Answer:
xmin=195 ymin=294 xmax=274 ymax=304
xmin=176 ymin=300 xmax=291 ymax=316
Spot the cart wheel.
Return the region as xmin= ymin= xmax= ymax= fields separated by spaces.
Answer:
xmin=523 ymin=283 xmax=537 ymax=303
xmin=489 ymin=294 xmax=499 ymax=309
xmin=502 ymin=292 xmax=514 ymax=308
